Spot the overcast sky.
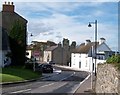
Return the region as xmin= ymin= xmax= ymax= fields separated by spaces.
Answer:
xmin=0 ymin=0 xmax=119 ymax=51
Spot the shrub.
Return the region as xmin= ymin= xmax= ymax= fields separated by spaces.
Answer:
xmin=106 ymin=55 xmax=120 ymax=63
xmin=106 ymin=54 xmax=120 ymax=70
xmin=24 ymin=63 xmax=33 ymax=70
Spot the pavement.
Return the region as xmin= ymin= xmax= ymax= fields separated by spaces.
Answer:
xmin=1 ymin=64 xmax=96 ymax=94
xmin=55 ymin=65 xmax=96 ymax=94
xmin=74 ymin=74 xmax=96 ymax=94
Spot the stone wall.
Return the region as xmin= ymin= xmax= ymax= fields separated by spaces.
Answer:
xmin=95 ymin=64 xmax=120 ymax=94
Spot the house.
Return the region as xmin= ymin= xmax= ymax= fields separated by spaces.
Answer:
xmin=0 ymin=27 xmax=11 ymax=67
xmin=71 ymin=38 xmax=113 ymax=72
xmin=44 ymin=43 xmax=64 ymax=65
xmin=26 ymin=41 xmax=57 ymax=62
xmin=0 ymin=2 xmax=28 ymax=65
xmin=43 ymin=38 xmax=76 ymax=65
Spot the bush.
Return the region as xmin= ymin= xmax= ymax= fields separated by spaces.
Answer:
xmin=24 ymin=63 xmax=33 ymax=70
xmin=106 ymin=55 xmax=120 ymax=70
xmin=106 ymin=55 xmax=120 ymax=63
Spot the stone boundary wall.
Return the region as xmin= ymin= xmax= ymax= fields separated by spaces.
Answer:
xmin=95 ymin=64 xmax=120 ymax=94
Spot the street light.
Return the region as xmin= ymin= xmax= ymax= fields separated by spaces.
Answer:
xmin=26 ymin=32 xmax=36 ymax=71
xmin=88 ymin=20 xmax=97 ymax=76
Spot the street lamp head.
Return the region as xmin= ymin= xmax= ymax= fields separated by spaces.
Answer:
xmin=30 ymin=33 xmax=33 ymax=36
xmin=88 ymin=23 xmax=92 ymax=27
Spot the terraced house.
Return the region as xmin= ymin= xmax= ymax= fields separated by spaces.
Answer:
xmin=71 ymin=38 xmax=113 ymax=72
xmin=0 ymin=2 xmax=27 ymax=67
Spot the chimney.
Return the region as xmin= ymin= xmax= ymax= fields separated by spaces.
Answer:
xmin=85 ymin=39 xmax=91 ymax=45
xmin=99 ymin=38 xmax=106 ymax=44
xmin=2 ymin=2 xmax=14 ymax=12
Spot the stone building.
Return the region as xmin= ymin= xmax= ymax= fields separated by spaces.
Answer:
xmin=44 ymin=38 xmax=76 ymax=66
xmin=27 ymin=41 xmax=56 ymax=62
xmin=0 ymin=2 xmax=28 ymax=65
xmin=44 ymin=43 xmax=64 ymax=65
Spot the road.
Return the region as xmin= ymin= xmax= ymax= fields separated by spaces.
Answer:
xmin=2 ymin=66 xmax=89 ymax=94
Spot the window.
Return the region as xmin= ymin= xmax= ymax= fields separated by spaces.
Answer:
xmin=47 ymin=55 xmax=49 ymax=62
xmin=74 ymin=54 xmax=75 ymax=57
xmin=79 ymin=62 xmax=81 ymax=68
xmin=85 ymin=60 xmax=87 ymax=67
xmin=93 ymin=63 xmax=94 ymax=71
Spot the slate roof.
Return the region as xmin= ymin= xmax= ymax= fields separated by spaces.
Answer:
xmin=45 ymin=45 xmax=58 ymax=51
xmin=73 ymin=42 xmax=99 ymax=53
xmin=0 ymin=26 xmax=10 ymax=50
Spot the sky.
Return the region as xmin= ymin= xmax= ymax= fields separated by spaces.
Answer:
xmin=0 ymin=0 xmax=119 ymax=51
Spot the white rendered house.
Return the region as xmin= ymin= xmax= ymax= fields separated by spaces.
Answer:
xmin=71 ymin=38 xmax=113 ymax=72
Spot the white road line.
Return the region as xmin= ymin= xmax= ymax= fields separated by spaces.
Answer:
xmin=10 ymin=89 xmax=31 ymax=94
xmin=60 ymin=72 xmax=76 ymax=81
xmin=40 ymin=83 xmax=55 ymax=88
xmin=72 ymin=74 xmax=91 ymax=93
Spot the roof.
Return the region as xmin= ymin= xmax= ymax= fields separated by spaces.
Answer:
xmin=0 ymin=11 xmax=27 ymax=23
xmin=45 ymin=45 xmax=58 ymax=51
xmin=73 ymin=42 xmax=99 ymax=53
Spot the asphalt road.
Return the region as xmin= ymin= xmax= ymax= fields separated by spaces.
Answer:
xmin=2 ymin=66 xmax=88 ymax=94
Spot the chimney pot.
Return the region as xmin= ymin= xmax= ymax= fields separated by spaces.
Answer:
xmin=2 ymin=2 xmax=15 ymax=12
xmin=99 ymin=38 xmax=106 ymax=44
xmin=8 ymin=2 xmax=10 ymax=5
xmin=85 ymin=39 xmax=91 ymax=45
xmin=11 ymin=2 xmax=13 ymax=5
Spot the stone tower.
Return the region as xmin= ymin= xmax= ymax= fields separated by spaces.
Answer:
xmin=62 ymin=38 xmax=70 ymax=66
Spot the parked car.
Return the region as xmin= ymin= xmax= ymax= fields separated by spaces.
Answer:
xmin=49 ymin=61 xmax=55 ymax=65
xmin=37 ymin=63 xmax=53 ymax=73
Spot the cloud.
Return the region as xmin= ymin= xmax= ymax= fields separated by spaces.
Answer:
xmin=0 ymin=2 xmax=118 ymax=50
xmin=27 ymin=12 xmax=117 ymax=48
xmin=1 ymin=0 xmax=119 ymax=2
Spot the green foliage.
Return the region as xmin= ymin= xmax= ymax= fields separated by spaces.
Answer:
xmin=1 ymin=66 xmax=41 ymax=82
xmin=24 ymin=63 xmax=33 ymax=70
xmin=8 ymin=20 xmax=26 ymax=66
xmin=106 ymin=55 xmax=120 ymax=63
xmin=106 ymin=55 xmax=120 ymax=70
xmin=9 ymin=20 xmax=25 ymax=46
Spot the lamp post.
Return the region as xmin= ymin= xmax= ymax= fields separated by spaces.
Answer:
xmin=26 ymin=32 xmax=36 ymax=72
xmin=27 ymin=32 xmax=33 ymax=45
xmin=88 ymin=20 xmax=97 ymax=76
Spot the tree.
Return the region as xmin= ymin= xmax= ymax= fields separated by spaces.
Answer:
xmin=9 ymin=20 xmax=26 ymax=66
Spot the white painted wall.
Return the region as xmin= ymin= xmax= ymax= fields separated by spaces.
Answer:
xmin=71 ymin=53 xmax=80 ymax=69
xmin=43 ymin=51 xmax=52 ymax=62
xmin=26 ymin=50 xmax=32 ymax=59
xmin=71 ymin=53 xmax=102 ymax=72
xmin=81 ymin=54 xmax=92 ymax=72
xmin=71 ymin=42 xmax=111 ymax=72
xmin=71 ymin=53 xmax=93 ymax=72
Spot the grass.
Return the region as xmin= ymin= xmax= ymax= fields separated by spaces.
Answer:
xmin=0 ymin=66 xmax=41 ymax=83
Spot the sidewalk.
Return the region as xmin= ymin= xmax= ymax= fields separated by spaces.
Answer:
xmin=74 ymin=75 xmax=96 ymax=94
xmin=54 ymin=65 xmax=96 ymax=94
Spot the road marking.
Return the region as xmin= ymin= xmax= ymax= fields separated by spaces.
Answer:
xmin=60 ymin=72 xmax=76 ymax=81
xmin=39 ymin=83 xmax=55 ymax=88
xmin=72 ymin=74 xmax=91 ymax=93
xmin=10 ymin=89 xmax=31 ymax=94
